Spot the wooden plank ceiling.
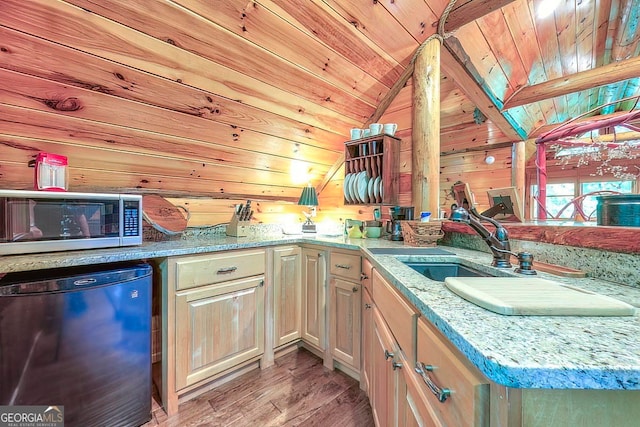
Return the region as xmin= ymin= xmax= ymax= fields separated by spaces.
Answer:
xmin=1 ymin=0 xmax=639 ymax=204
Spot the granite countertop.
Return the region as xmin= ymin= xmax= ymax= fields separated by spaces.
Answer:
xmin=1 ymin=234 xmax=639 ymax=391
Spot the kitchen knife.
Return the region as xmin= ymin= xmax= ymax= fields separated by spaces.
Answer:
xmin=243 ymin=200 xmax=251 ymax=221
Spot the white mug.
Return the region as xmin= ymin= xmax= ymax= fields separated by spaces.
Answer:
xmin=383 ymin=123 xmax=398 ymax=136
xmin=350 ymin=128 xmax=363 ymax=140
xmin=369 ymin=123 xmax=383 ymax=135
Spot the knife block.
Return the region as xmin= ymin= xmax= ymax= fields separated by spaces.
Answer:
xmin=226 ymin=213 xmax=250 ymax=237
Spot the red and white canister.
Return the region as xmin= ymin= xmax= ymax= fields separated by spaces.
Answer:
xmin=34 ymin=152 xmax=68 ymax=191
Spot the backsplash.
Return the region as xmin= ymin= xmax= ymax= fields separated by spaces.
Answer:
xmin=441 ymin=232 xmax=640 ymax=288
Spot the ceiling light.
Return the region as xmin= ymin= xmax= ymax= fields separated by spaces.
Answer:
xmin=537 ymin=0 xmax=558 ymax=19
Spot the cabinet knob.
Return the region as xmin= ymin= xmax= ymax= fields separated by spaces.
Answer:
xmin=352 ymin=286 xmax=359 ymax=293
xmin=392 ymin=361 xmax=403 ymax=371
xmin=259 ymin=279 xmax=264 ymax=287
xmin=364 ymin=303 xmax=372 ymax=309
xmin=360 ymin=273 xmax=368 ymax=281
xmin=384 ymin=349 xmax=394 ymax=360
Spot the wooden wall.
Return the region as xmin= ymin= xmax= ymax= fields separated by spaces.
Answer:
xmin=0 ymin=0 xmax=517 ymax=228
xmin=317 ymin=77 xmax=516 ymax=224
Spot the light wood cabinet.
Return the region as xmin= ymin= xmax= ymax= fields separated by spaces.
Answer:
xmin=371 ymin=306 xmax=400 ymax=427
xmin=415 ymin=318 xmax=490 ymax=427
xmin=361 ymin=258 xmax=373 ymax=395
xmin=369 ymin=259 xmax=488 ymax=426
xmin=163 ymin=249 xmax=267 ymax=415
xmin=272 ymin=246 xmax=302 ymax=348
xmin=175 ymin=275 xmax=265 ymax=390
xmin=372 ymin=268 xmax=418 ymax=356
xmin=329 ymin=249 xmax=362 ymax=373
xmin=369 ymin=270 xmax=428 ymax=427
xmin=301 ymin=247 xmax=327 ymax=351
xmin=330 ymin=277 xmax=361 ymax=370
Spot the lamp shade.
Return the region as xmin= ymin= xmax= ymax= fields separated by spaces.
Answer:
xmin=298 ymin=185 xmax=318 ymax=206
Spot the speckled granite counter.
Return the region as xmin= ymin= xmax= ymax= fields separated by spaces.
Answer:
xmin=362 ymin=248 xmax=640 ymax=391
xmin=1 ymin=235 xmax=639 ymax=391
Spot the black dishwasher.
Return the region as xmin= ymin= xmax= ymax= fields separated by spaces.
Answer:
xmin=0 ymin=263 xmax=152 ymax=427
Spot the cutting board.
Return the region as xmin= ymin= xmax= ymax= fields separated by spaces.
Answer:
xmin=444 ymin=277 xmax=636 ymax=316
xmin=142 ymin=195 xmax=189 ymax=235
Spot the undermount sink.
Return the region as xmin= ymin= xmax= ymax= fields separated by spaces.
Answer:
xmin=367 ymin=247 xmax=455 ymax=256
xmin=404 ymin=261 xmax=492 ymax=281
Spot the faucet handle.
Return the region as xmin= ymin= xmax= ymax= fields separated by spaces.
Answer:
xmin=514 ymin=252 xmax=537 ymax=275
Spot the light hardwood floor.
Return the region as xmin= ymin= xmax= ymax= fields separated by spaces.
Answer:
xmin=144 ymin=348 xmax=374 ymax=426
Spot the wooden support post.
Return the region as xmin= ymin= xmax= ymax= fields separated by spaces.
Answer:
xmin=536 ymin=142 xmax=547 ymax=219
xmin=412 ymin=38 xmax=441 ymax=215
xmin=512 ymin=141 xmax=526 ymax=218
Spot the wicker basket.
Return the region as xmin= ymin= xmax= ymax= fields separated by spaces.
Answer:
xmin=400 ymin=220 xmax=444 ymax=247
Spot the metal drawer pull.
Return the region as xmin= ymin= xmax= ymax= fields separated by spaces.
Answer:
xmin=335 ymin=264 xmax=351 ymax=269
xmin=360 ymin=273 xmax=368 ymax=280
xmin=216 ymin=266 xmax=238 ymax=274
xmin=392 ymin=361 xmax=403 ymax=370
xmin=352 ymin=286 xmax=359 ymax=293
xmin=415 ymin=362 xmax=451 ymax=403
xmin=364 ymin=303 xmax=372 ymax=309
xmin=384 ymin=349 xmax=394 ymax=360
xmin=259 ymin=279 xmax=264 ymax=287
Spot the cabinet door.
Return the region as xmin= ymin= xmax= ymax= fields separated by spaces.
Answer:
xmin=175 ymin=276 xmax=265 ymax=390
xmin=400 ymin=352 xmax=444 ymax=427
xmin=273 ymin=246 xmax=302 ymax=348
xmin=362 ymin=287 xmax=374 ymax=396
xmin=301 ymin=248 xmax=326 ymax=350
xmin=372 ymin=307 xmax=398 ymax=427
xmin=329 ymin=277 xmax=361 ymax=370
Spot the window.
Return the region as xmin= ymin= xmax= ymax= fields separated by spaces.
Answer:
xmin=531 ymin=180 xmax=635 ymax=220
xmin=580 ymin=181 xmax=634 ymax=218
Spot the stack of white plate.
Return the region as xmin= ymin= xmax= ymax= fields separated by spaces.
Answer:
xmin=344 ymin=172 xmax=383 ymax=204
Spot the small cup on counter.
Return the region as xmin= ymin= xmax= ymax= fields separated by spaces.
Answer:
xmin=364 ymin=226 xmax=382 ymax=238
xmin=420 ymin=212 xmax=432 ymax=222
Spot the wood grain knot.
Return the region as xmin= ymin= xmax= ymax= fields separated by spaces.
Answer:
xmin=44 ymin=97 xmax=82 ymax=112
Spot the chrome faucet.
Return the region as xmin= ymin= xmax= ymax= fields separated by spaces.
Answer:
xmin=450 ymin=206 xmax=536 ymax=274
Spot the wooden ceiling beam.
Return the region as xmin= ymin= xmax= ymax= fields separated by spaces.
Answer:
xmin=316 ymin=0 xmax=524 ymax=194
xmin=503 ymin=55 xmax=640 ymax=111
xmin=530 ymin=110 xmax=640 ymax=138
xmin=561 ymin=131 xmax=640 ymax=144
xmin=437 ymin=0 xmax=517 ymax=31
xmin=441 ymin=40 xmax=525 ymax=141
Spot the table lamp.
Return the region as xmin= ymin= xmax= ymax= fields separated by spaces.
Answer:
xmin=298 ymin=184 xmax=319 ymax=233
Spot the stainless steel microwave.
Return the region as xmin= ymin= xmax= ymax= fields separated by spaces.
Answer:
xmin=0 ymin=190 xmax=142 ymax=255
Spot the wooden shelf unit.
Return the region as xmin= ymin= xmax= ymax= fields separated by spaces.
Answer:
xmin=344 ymin=134 xmax=400 ymax=206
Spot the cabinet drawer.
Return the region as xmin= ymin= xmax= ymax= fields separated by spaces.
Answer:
xmin=415 ymin=319 xmax=489 ymax=427
xmin=174 ymin=249 xmax=266 ymax=290
xmin=372 ymin=269 xmax=418 ymax=356
xmin=330 ymin=250 xmax=361 ymax=281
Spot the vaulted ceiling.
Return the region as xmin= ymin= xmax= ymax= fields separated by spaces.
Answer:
xmin=1 ymin=0 xmax=639 ymax=201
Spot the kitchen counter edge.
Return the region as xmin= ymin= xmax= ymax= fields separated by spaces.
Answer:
xmin=2 ymin=235 xmax=639 ymax=391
